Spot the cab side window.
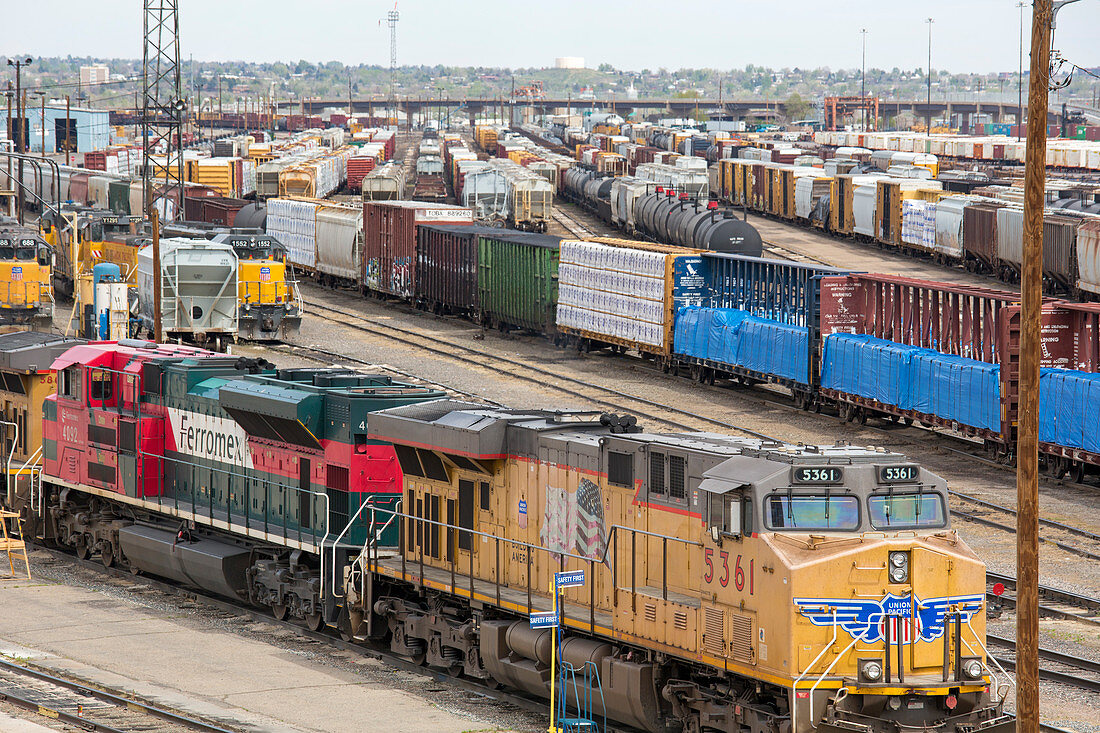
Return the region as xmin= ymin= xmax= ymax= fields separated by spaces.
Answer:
xmin=59 ymin=366 xmax=80 ymax=401
xmin=88 ymin=369 xmax=114 ymax=406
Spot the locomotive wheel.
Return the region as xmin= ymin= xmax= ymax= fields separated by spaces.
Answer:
xmin=305 ymin=611 xmax=325 ymax=632
xmin=101 ymin=541 xmax=115 ymax=568
xmin=271 ymin=602 xmax=290 ymax=622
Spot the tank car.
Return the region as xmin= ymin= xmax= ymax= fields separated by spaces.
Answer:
xmin=350 ymin=403 xmax=1011 ymax=733
xmin=27 ymin=340 xmax=446 ymax=629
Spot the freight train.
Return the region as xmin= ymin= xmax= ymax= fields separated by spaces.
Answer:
xmin=517 ymin=120 xmax=1100 ymax=301
xmin=5 ymin=338 xmax=1011 ymax=733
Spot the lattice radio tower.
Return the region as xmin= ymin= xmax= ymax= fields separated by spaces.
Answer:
xmin=141 ymin=0 xmax=186 ymax=218
xmin=388 ymin=5 xmax=399 ymax=121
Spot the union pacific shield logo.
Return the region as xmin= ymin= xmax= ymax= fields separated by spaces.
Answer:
xmin=792 ymin=593 xmax=984 ymax=645
xmin=260 ymin=266 xmax=271 ymax=282
xmin=11 ymin=266 xmax=22 ymax=282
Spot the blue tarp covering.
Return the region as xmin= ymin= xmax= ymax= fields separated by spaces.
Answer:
xmin=821 ymin=333 xmax=1001 ymax=432
xmin=673 ymin=307 xmax=809 ymax=385
xmin=1039 ymin=368 xmax=1100 ymax=452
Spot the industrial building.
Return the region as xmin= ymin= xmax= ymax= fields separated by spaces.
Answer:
xmin=0 ymin=104 xmax=110 ymax=153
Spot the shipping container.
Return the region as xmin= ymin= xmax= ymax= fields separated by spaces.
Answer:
xmin=477 ymin=230 xmax=561 ymax=334
xmin=362 ymin=201 xmax=473 ymax=299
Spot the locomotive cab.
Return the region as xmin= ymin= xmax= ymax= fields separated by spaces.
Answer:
xmin=696 ymin=450 xmax=1009 ymax=733
xmin=0 ymin=227 xmax=55 ymax=329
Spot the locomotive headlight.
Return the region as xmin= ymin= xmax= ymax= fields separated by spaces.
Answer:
xmin=860 ymin=659 xmax=883 ymax=682
xmin=963 ymin=658 xmax=985 ymax=680
xmin=888 ymin=551 xmax=909 ymax=584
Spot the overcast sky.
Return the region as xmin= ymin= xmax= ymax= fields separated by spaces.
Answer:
xmin=4 ymin=0 xmax=1097 ymax=74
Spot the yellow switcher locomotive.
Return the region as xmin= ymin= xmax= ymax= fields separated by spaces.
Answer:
xmin=353 ymin=403 xmax=1011 ymax=733
xmin=0 ymin=219 xmax=54 ymax=330
xmin=210 ymin=232 xmax=301 ymax=341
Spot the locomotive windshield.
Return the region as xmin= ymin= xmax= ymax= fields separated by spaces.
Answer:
xmin=765 ymin=494 xmax=860 ymax=531
xmin=0 ymin=238 xmax=35 ymax=260
xmin=868 ymin=492 xmax=947 ymax=529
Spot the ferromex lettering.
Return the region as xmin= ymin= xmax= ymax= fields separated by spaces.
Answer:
xmin=167 ymin=407 xmax=254 ymax=468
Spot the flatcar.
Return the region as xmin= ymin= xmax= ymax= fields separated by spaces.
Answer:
xmin=354 ymin=402 xmax=1011 ymax=733
xmin=24 ymin=340 xmax=445 ymax=629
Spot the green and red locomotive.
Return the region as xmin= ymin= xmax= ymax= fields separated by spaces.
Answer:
xmin=33 ymin=339 xmax=443 ymax=629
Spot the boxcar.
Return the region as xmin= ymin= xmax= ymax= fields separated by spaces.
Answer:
xmin=362 ymin=201 xmax=473 ymax=300
xmin=477 ymin=230 xmax=561 ymax=334
xmin=415 ymin=224 xmax=494 ymax=316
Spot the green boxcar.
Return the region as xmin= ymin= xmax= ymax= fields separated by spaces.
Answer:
xmin=107 ymin=180 xmax=131 ymax=215
xmin=477 ymin=231 xmax=561 ymax=334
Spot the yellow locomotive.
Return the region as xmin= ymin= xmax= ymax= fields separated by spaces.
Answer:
xmin=40 ymin=207 xmax=144 ymax=297
xmin=210 ymin=232 xmax=301 ymax=340
xmin=0 ymin=219 xmax=54 ymax=330
xmin=355 ymin=403 xmax=1011 ymax=733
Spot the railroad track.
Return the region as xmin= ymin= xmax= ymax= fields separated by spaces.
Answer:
xmin=986 ymin=633 xmax=1100 ymax=694
xmin=263 ymin=342 xmax=504 ymax=407
xmin=297 ymin=297 xmax=776 ymax=442
xmin=987 ymin=570 xmax=1100 ymax=627
xmin=0 ymin=656 xmax=236 ymax=733
xmin=552 ymin=206 xmax=597 ymax=238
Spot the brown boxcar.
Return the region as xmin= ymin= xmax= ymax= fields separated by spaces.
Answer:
xmin=415 ymin=224 xmax=496 ymax=315
xmin=362 ymin=201 xmax=473 ymax=299
xmin=962 ymin=201 xmax=1004 ymax=273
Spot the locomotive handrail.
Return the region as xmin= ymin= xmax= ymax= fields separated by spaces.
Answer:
xmin=14 ymin=447 xmax=42 ymax=514
xmin=963 ymin=616 xmax=1014 ymax=702
xmin=791 ymin=608 xmax=838 ymax=731
xmin=330 ymin=494 xmax=383 ymax=596
xmin=807 ymin=636 xmax=860 ymax=729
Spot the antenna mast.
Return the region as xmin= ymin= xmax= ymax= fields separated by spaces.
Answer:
xmin=141 ymin=0 xmax=186 ymax=219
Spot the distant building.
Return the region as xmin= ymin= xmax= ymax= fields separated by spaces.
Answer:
xmin=555 ymin=57 xmax=585 ymax=70
xmin=0 ymin=106 xmax=110 ymax=153
xmin=80 ymin=64 xmax=109 ymax=87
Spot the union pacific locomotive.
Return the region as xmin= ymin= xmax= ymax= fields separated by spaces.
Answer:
xmin=30 ymin=340 xmax=443 ymax=628
xmin=355 ymin=402 xmax=1011 ymax=733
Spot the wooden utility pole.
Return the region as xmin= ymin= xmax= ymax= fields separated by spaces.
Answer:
xmin=150 ymin=208 xmax=164 ymax=343
xmin=1017 ymin=2 xmax=1053 ymax=732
